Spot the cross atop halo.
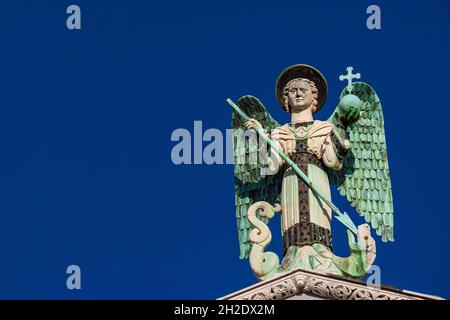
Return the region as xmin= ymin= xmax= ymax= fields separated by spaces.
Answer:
xmin=339 ymin=66 xmax=361 ymax=92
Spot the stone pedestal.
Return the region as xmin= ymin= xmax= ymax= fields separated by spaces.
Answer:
xmin=219 ymin=269 xmax=444 ymax=300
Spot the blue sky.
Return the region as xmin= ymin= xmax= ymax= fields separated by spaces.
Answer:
xmin=0 ymin=0 xmax=449 ymax=299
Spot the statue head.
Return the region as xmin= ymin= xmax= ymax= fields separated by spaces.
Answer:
xmin=276 ymin=64 xmax=328 ymax=114
xmin=283 ymin=78 xmax=319 ymax=113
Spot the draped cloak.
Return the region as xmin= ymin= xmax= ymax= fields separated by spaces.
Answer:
xmin=269 ymin=120 xmax=348 ymax=255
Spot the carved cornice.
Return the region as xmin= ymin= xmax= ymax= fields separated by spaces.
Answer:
xmin=220 ymin=269 xmax=444 ymax=300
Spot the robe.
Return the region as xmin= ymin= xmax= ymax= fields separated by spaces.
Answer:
xmin=268 ymin=120 xmax=348 ymax=254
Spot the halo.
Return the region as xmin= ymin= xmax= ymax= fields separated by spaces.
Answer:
xmin=275 ymin=64 xmax=328 ymax=113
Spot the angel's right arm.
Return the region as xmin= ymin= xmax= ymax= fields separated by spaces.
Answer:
xmin=261 ymin=128 xmax=292 ymax=175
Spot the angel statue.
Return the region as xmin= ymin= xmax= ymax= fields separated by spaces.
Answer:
xmin=227 ymin=64 xmax=393 ymax=281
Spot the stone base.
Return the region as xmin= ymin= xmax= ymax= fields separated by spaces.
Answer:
xmin=219 ymin=268 xmax=444 ymax=300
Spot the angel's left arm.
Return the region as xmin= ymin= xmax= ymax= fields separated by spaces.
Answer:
xmin=322 ymin=128 xmax=350 ymax=171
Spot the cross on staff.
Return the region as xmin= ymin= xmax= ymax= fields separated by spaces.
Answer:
xmin=339 ymin=66 xmax=361 ymax=92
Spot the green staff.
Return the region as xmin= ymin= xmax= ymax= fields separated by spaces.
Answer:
xmin=226 ymin=98 xmax=358 ymax=235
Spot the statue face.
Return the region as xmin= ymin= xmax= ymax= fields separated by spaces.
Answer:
xmin=286 ymin=80 xmax=313 ymax=112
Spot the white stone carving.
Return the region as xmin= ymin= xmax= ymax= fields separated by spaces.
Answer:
xmin=219 ymin=269 xmax=443 ymax=301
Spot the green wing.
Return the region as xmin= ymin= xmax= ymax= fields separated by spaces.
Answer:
xmin=328 ymin=83 xmax=394 ymax=242
xmin=233 ymin=95 xmax=283 ymax=259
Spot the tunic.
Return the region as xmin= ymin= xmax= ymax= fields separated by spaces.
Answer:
xmin=268 ymin=120 xmax=348 ymax=255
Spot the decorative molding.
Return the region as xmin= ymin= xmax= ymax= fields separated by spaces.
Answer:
xmin=219 ymin=269 xmax=444 ymax=300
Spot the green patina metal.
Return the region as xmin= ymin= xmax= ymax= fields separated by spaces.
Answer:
xmin=327 ymin=82 xmax=394 ymax=242
xmin=230 ymin=95 xmax=282 ymax=259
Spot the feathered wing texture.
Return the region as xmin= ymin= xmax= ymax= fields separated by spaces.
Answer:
xmin=328 ymin=82 xmax=394 ymax=242
xmin=233 ymin=96 xmax=284 ymax=259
